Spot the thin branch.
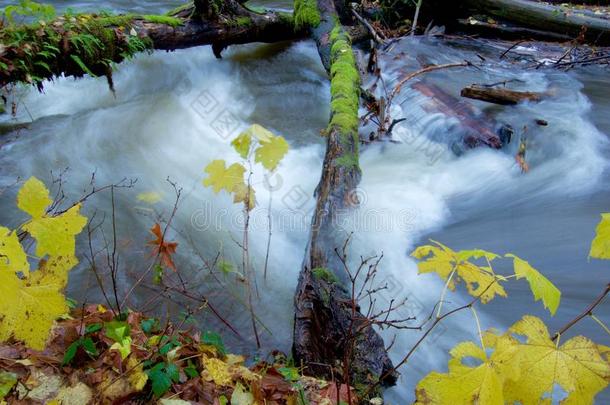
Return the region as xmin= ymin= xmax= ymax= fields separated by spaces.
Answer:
xmin=552 ymin=282 xmax=610 ymax=341
xmin=391 ymin=61 xmax=471 ymax=99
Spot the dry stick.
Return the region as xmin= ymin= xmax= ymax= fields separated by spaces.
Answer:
xmin=555 ymin=54 xmax=610 ymax=67
xmin=351 ymin=7 xmax=386 ymax=45
xmin=590 ymin=314 xmax=610 ymax=337
xmin=365 ymin=279 xmax=500 ymax=396
xmin=411 ymin=0 xmax=423 ymax=37
xmin=120 ymin=179 xmax=181 ymax=309
xmin=86 ymin=213 xmax=116 ymax=317
xmin=552 ymin=282 xmax=610 ymax=341
xmin=263 ymin=189 xmax=273 ymax=281
xmin=153 ymin=282 xmax=242 ymax=337
xmin=244 ymin=166 xmax=261 ymax=348
xmin=391 ymin=61 xmax=471 ymax=99
xmin=109 ymin=186 xmax=122 ymax=316
xmin=500 ymin=40 xmax=527 ymax=59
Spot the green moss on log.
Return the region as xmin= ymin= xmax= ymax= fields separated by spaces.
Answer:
xmin=166 ymin=3 xmax=193 ymax=17
xmin=328 ymin=22 xmax=360 ymax=170
xmin=142 ymin=15 xmax=183 ymax=27
xmin=231 ymin=16 xmax=253 ymax=27
xmin=95 ymin=14 xmax=136 ymax=27
xmin=312 ymin=267 xmax=339 ymax=284
xmin=293 ymin=0 xmax=321 ymax=30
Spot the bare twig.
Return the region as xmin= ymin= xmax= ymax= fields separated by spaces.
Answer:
xmin=352 ymin=7 xmax=386 ymax=45
xmin=391 ymin=61 xmax=471 ymax=99
xmin=552 ymin=282 xmax=610 ymax=341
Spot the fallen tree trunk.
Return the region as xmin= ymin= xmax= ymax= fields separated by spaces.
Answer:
xmin=461 ymin=84 xmax=544 ymax=105
xmin=0 ymin=0 xmax=303 ymax=89
xmin=456 ymin=18 xmax=573 ymax=42
xmin=292 ymin=0 xmax=397 ymax=394
xmin=459 ymin=0 xmax=610 ymax=44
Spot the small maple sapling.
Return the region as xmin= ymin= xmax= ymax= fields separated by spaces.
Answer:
xmin=202 ymin=123 xmax=289 ymax=348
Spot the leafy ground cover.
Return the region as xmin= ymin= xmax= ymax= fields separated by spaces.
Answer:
xmin=0 ymin=305 xmax=357 ymax=404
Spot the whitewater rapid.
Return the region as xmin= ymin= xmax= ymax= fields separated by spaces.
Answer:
xmin=1 ymin=37 xmax=609 ymax=402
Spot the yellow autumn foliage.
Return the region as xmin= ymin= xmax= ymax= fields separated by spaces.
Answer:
xmin=590 ymin=213 xmax=610 ymax=259
xmin=0 ymin=177 xmax=86 ymax=350
xmin=416 ymin=315 xmax=610 ymax=405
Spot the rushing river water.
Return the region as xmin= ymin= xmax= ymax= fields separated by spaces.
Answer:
xmin=1 ymin=0 xmax=609 ymax=403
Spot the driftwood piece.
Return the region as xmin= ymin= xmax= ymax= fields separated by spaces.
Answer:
xmin=461 ymin=85 xmax=543 ymax=105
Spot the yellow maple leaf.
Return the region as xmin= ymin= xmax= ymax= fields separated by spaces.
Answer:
xmin=17 ymin=177 xmax=52 ymax=218
xmin=506 ymin=254 xmax=561 ymax=315
xmin=255 ymin=135 xmax=289 ymax=171
xmin=0 ymin=226 xmax=29 ymax=276
xmin=232 ymin=183 xmax=256 ymax=211
xmin=0 ymin=177 xmax=85 ymax=350
xmin=126 ymin=357 xmax=148 ymax=391
xmin=136 ymin=192 xmax=162 ymax=204
xmin=0 ymin=267 xmax=68 ymax=350
xmin=411 ymin=241 xmax=506 ymax=303
xmin=110 ymin=336 xmax=132 ymax=360
xmin=496 ymin=316 xmax=610 ymax=405
xmin=203 ymin=160 xmax=246 ymax=195
xmin=242 ymin=123 xmax=274 ymax=142
xmin=231 ymin=131 xmax=252 ymax=159
xmin=22 ymin=204 xmax=87 ymax=258
xmin=415 ymin=341 xmax=504 ymax=405
xmin=202 ymin=356 xmax=232 ymax=386
xmin=589 ymin=213 xmax=610 ymax=259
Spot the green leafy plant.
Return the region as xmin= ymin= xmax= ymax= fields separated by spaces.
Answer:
xmin=147 ymin=361 xmax=180 ymax=397
xmin=105 ymin=320 xmax=132 ymax=359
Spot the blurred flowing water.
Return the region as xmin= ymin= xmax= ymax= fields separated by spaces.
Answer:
xmin=0 ymin=1 xmax=609 ymax=403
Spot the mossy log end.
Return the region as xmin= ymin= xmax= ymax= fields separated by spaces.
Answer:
xmin=0 ymin=0 xmax=303 ymax=89
xmin=292 ymin=0 xmax=397 ymax=394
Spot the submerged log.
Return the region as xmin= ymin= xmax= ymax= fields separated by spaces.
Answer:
xmin=461 ymin=84 xmax=543 ymax=105
xmin=292 ymin=0 xmax=397 ymax=393
xmin=412 ymin=81 xmax=507 ymax=149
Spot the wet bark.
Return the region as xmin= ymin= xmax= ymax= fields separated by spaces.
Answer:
xmin=461 ymin=85 xmax=544 ymax=105
xmin=462 ymin=0 xmax=610 ymax=43
xmin=437 ymin=0 xmax=610 ymax=44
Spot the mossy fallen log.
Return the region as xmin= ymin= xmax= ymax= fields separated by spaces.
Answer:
xmin=0 ymin=0 xmax=302 ymax=89
xmin=459 ymin=0 xmax=610 ymax=44
xmin=292 ymin=0 xmax=397 ymax=395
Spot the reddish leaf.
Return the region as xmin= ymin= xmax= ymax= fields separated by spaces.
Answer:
xmin=320 ymin=383 xmax=358 ymax=405
xmin=147 ymin=223 xmax=178 ymax=272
